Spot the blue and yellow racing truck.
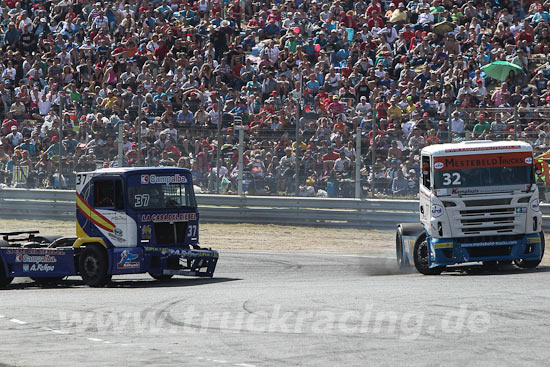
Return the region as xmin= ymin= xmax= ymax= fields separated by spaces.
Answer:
xmin=0 ymin=168 xmax=218 ymax=287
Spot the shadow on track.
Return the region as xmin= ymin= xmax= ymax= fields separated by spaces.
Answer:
xmin=0 ymin=277 xmax=240 ymax=290
xmin=444 ymin=264 xmax=550 ymax=276
xmin=359 ymin=257 xmax=550 ymax=277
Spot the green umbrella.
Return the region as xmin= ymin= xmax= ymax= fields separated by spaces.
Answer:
xmin=481 ymin=61 xmax=524 ymax=81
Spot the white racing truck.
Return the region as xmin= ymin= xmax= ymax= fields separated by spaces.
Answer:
xmin=396 ymin=140 xmax=545 ymax=275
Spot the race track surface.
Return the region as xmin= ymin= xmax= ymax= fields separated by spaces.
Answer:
xmin=1 ymin=252 xmax=550 ymax=367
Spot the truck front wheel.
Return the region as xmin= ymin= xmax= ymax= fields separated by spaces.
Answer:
xmin=515 ymin=232 xmax=545 ymax=269
xmin=414 ymin=236 xmax=444 ymax=275
xmin=79 ymin=246 xmax=112 ymax=287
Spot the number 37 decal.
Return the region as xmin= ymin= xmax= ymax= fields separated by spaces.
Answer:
xmin=442 ymin=172 xmax=461 ymax=186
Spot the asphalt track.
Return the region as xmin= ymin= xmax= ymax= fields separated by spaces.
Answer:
xmin=1 ymin=251 xmax=550 ymax=367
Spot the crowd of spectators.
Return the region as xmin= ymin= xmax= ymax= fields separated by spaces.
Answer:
xmin=1 ymin=0 xmax=550 ymax=196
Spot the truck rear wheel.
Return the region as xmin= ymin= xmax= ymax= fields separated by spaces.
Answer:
xmin=79 ymin=246 xmax=112 ymax=287
xmin=148 ymin=273 xmax=174 ymax=281
xmin=515 ymin=232 xmax=545 ymax=269
xmin=413 ymin=235 xmax=444 ymax=275
xmin=0 ymin=261 xmax=13 ymax=287
xmin=396 ymin=227 xmax=411 ymax=270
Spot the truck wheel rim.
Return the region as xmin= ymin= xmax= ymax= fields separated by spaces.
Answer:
xmin=417 ymin=240 xmax=429 ymax=268
xmin=84 ymin=256 xmax=99 ymax=277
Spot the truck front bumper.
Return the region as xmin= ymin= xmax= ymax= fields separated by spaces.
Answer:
xmin=144 ymin=247 xmax=218 ymax=278
xmin=429 ymin=233 xmax=543 ymax=267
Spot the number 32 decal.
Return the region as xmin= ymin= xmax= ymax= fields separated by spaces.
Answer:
xmin=442 ymin=172 xmax=461 ymax=185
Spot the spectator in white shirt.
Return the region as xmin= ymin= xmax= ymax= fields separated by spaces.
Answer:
xmin=450 ymin=110 xmax=465 ymax=136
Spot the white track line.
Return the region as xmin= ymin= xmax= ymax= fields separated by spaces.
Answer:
xmin=9 ymin=319 xmax=27 ymax=325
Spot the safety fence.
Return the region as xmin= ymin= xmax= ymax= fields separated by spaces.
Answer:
xmin=2 ymin=188 xmax=550 ymax=230
xmin=0 ymin=188 xmax=416 ymax=228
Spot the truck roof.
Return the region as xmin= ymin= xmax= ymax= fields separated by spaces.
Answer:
xmin=421 ymin=140 xmax=533 ymax=157
xmin=78 ymin=167 xmax=192 ymax=177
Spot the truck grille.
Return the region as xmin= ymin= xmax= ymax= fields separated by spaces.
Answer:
xmin=463 ymin=198 xmax=511 ymax=207
xmin=458 ymin=207 xmax=516 ymax=235
xmin=154 ymin=222 xmax=188 ymax=245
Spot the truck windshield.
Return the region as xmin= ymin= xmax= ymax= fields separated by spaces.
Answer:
xmin=127 ymin=184 xmax=196 ymax=210
xmin=434 ymin=165 xmax=533 ymax=189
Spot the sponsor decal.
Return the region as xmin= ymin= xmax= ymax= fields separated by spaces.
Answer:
xmin=143 ymin=246 xmax=219 ymax=258
xmin=140 ymin=174 xmax=187 ymax=185
xmin=140 ymin=213 xmax=197 ymax=222
xmin=117 ymin=250 xmax=140 ymax=269
xmin=15 ymin=255 xmax=57 ymax=263
xmin=114 ymin=228 xmax=123 ymax=237
xmin=527 ymin=237 xmax=541 ymax=244
xmin=431 ymin=204 xmax=444 ymax=218
xmin=525 ymin=157 xmax=533 ymax=164
xmin=141 ymin=225 xmax=152 ymax=240
xmin=531 ymin=199 xmax=540 ymax=212
xmin=434 ymin=152 xmax=532 ymax=171
xmin=434 ymin=242 xmax=453 ymax=249
xmin=23 ymin=264 xmax=55 ymax=272
xmin=515 ymin=207 xmax=527 ymax=214
xmin=6 ymin=248 xmax=65 ymax=255
xmin=461 ymin=240 xmax=517 ymax=247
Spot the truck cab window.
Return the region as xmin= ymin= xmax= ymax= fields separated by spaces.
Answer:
xmin=421 ymin=156 xmax=431 ymax=188
xmin=94 ymin=180 xmax=124 ymax=210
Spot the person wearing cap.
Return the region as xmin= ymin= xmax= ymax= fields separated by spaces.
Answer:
xmin=472 ymin=79 xmax=487 ymax=101
xmin=6 ymin=126 xmax=23 ymax=148
xmin=472 ymin=113 xmax=491 ymax=138
xmin=327 ymin=94 xmax=346 ymax=121
xmin=387 ymin=97 xmax=403 ymax=120
xmin=356 ymin=96 xmax=372 ymax=115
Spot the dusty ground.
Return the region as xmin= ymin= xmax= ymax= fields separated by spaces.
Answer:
xmin=0 ymin=219 xmax=395 ymax=257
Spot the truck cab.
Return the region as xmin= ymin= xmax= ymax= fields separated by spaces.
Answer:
xmin=397 ymin=141 xmax=544 ymax=274
xmin=0 ymin=167 xmax=218 ymax=288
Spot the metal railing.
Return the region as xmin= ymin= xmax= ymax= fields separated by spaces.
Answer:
xmin=2 ymin=188 xmax=550 ymax=230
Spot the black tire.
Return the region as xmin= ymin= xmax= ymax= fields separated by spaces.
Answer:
xmin=0 ymin=261 xmax=13 ymax=287
xmin=396 ymin=227 xmax=411 ymax=270
xmin=413 ymin=235 xmax=444 ymax=275
xmin=79 ymin=246 xmax=112 ymax=287
xmin=515 ymin=232 xmax=546 ymax=269
xmin=148 ymin=273 xmax=174 ymax=281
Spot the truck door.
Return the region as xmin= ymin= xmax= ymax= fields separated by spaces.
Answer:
xmin=419 ymin=155 xmax=432 ymax=228
xmin=93 ymin=178 xmax=137 ymax=248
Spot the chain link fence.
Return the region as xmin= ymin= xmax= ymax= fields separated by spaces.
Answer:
xmin=4 ymin=94 xmax=550 ymax=201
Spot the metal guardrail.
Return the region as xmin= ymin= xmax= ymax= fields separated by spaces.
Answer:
xmin=0 ymin=188 xmax=418 ymax=228
xmin=1 ymin=188 xmax=550 ymax=230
